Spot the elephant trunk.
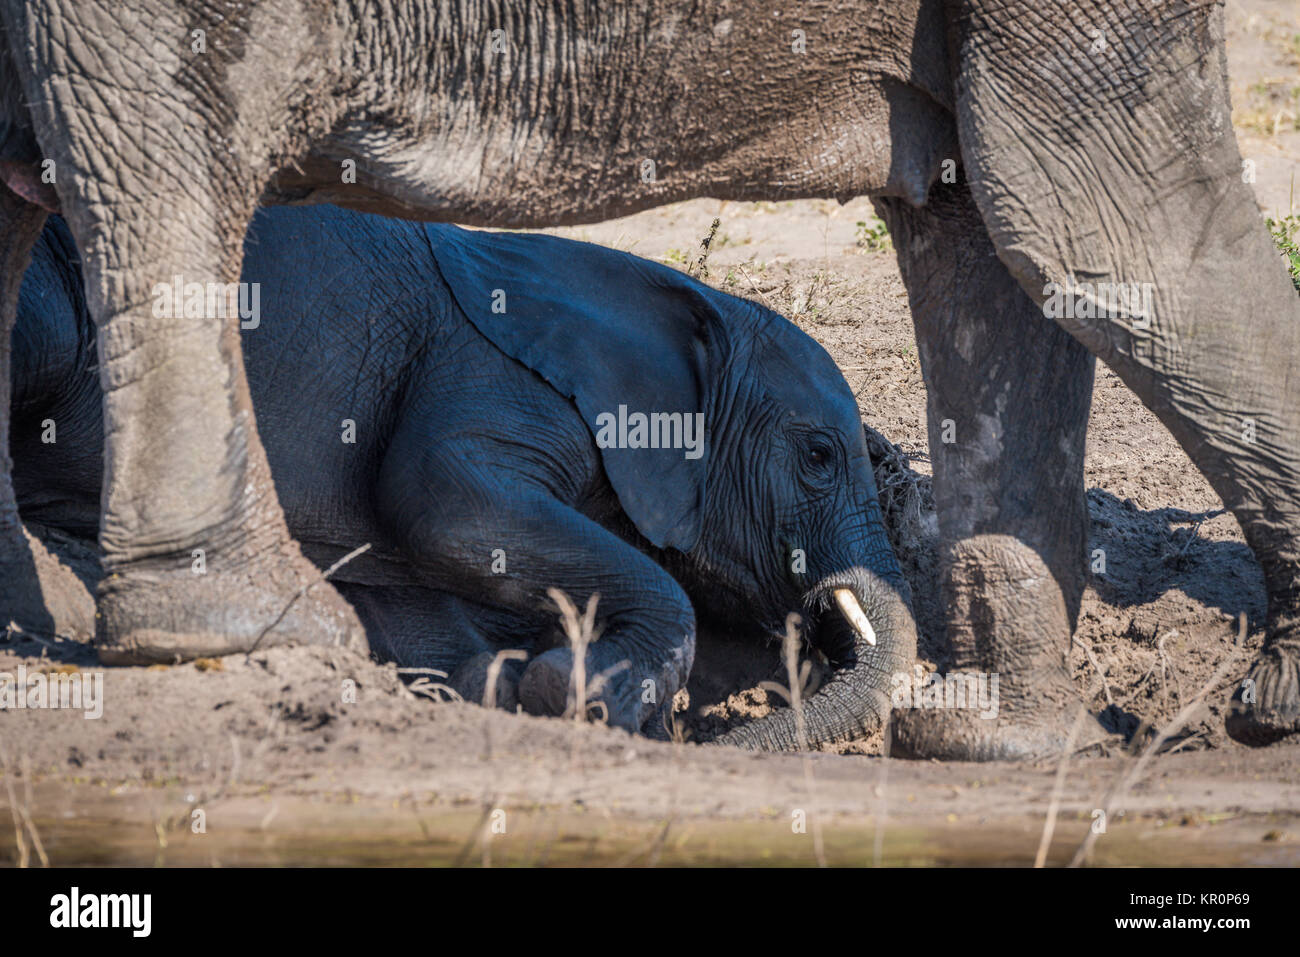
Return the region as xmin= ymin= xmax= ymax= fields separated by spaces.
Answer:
xmin=716 ymin=569 xmax=916 ymax=751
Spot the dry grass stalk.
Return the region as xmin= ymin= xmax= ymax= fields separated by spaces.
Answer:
xmin=547 ymin=587 xmax=602 ymax=722
xmin=1034 ymin=704 xmax=1091 ymax=868
xmin=689 ymin=218 xmax=721 ymax=280
xmin=483 ymin=649 xmax=528 ymax=710
xmin=1072 ymin=634 xmax=1114 ymax=706
xmin=246 ymin=541 xmax=372 ymax=657
xmin=397 ymin=667 xmax=463 ymax=702
xmin=1 ymin=745 xmax=27 ymax=868
xmin=455 ymin=792 xmax=504 ymax=868
xmin=0 ymin=743 xmax=47 ymax=867
xmin=760 ymin=613 xmax=826 ymax=866
xmin=873 ymin=715 xmax=890 ymax=868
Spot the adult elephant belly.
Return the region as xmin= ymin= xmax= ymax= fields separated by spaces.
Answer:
xmin=271 ymin=4 xmax=959 ymax=224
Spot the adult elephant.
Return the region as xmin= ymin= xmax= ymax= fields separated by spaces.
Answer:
xmin=0 ymin=1 xmax=1294 ymax=755
xmin=12 ymin=206 xmax=917 ymax=748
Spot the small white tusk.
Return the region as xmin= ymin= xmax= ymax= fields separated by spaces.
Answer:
xmin=833 ymin=588 xmax=877 ymax=647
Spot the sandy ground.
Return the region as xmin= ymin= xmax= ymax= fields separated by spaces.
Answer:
xmin=2 ymin=1 xmax=1299 ymax=865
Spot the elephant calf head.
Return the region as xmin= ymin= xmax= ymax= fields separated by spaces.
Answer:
xmin=430 ymin=225 xmax=918 ymax=749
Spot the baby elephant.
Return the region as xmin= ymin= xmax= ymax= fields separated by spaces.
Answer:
xmin=11 ymin=206 xmax=916 ymax=750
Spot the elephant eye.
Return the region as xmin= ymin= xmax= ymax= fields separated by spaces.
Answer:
xmin=804 ymin=444 xmax=832 ymax=469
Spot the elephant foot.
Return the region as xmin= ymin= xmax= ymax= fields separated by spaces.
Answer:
xmin=892 ymin=536 xmax=1112 ymax=761
xmin=0 ymin=523 xmax=96 ymax=641
xmin=890 ymin=664 xmax=1112 ymax=761
xmin=518 ymin=642 xmax=682 ymax=734
xmin=1225 ymin=632 xmax=1300 ymax=746
xmin=93 ymin=547 xmax=368 ymax=664
xmin=518 ymin=645 xmax=639 ymax=732
xmin=449 ymin=650 xmax=528 ymax=711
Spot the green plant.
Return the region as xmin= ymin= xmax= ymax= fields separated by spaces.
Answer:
xmin=1265 ymin=213 xmax=1300 ymax=292
xmin=855 ymin=217 xmax=892 ymax=253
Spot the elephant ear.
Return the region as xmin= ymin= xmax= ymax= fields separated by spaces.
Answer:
xmin=426 ymin=225 xmax=717 ymax=552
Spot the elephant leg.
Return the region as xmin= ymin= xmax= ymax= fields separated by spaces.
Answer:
xmin=876 ymin=179 xmax=1109 ymax=761
xmin=377 ymin=442 xmax=695 ymax=733
xmin=51 ymin=194 xmax=367 ymax=664
xmin=0 ymin=184 xmax=94 ymax=640
xmin=954 ymin=1 xmax=1300 ymax=744
xmin=4 ymin=4 xmax=366 ymax=662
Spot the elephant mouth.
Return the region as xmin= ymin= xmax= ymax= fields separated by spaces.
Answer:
xmin=800 ymin=578 xmax=881 ymax=667
xmin=716 ymin=567 xmax=916 ymax=750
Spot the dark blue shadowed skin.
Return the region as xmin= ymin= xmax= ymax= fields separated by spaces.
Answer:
xmin=10 ymin=204 xmax=916 ymax=750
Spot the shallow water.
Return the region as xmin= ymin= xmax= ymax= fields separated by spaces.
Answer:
xmin=7 ymin=788 xmax=1298 ymax=866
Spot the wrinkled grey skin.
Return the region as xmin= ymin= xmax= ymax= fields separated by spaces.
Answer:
xmin=12 ymin=206 xmax=917 ymax=748
xmin=0 ymin=1 xmax=1295 ymax=755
